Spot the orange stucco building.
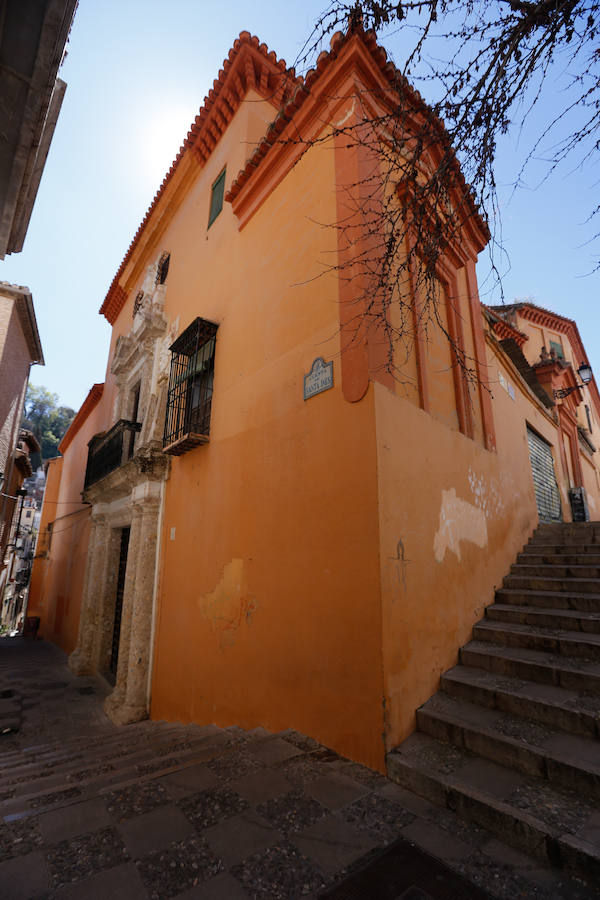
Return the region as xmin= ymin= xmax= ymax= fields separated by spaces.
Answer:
xmin=29 ymin=27 xmax=600 ymax=772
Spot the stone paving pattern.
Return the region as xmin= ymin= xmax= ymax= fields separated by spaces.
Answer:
xmin=0 ymin=640 xmax=598 ymax=899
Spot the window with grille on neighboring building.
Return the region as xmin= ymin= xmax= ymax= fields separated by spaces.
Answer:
xmin=163 ymin=317 xmax=218 ymax=455
xmin=208 ymin=169 xmax=226 ymax=227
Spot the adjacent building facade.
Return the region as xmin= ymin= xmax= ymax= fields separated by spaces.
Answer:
xmin=0 ymin=282 xmax=44 ymax=608
xmin=0 ymin=0 xmax=77 ymax=258
xmin=28 ymin=27 xmax=600 ymax=771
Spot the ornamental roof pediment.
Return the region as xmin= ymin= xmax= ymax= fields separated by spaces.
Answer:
xmin=100 ymin=24 xmax=488 ymax=325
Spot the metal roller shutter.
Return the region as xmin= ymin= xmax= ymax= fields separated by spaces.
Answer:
xmin=526 ymin=427 xmax=562 ymax=522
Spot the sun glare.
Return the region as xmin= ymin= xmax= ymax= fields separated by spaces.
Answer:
xmin=137 ymin=101 xmax=197 ymax=188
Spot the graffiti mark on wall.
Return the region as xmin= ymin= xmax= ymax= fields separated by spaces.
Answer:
xmin=389 ymin=539 xmax=410 ymax=594
xmin=197 ymin=558 xmax=256 ymax=649
xmin=433 ymin=488 xmax=488 ymax=562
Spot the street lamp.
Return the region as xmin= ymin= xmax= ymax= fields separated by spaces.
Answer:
xmin=553 ymin=362 xmax=593 ymax=400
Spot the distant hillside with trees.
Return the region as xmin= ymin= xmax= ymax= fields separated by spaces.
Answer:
xmin=22 ymin=384 xmax=75 ymax=470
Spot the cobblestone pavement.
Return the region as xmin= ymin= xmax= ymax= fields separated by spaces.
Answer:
xmin=0 ymin=638 xmax=598 ymax=899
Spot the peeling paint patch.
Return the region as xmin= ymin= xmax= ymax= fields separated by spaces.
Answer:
xmin=334 ymin=98 xmax=358 ymax=128
xmin=468 ymin=467 xmax=512 ymax=519
xmin=433 ymin=488 xmax=488 ymax=562
xmin=197 ymin=559 xmax=256 ymax=648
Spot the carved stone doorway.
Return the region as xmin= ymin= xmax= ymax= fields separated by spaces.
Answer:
xmin=108 ymin=526 xmax=130 ymax=684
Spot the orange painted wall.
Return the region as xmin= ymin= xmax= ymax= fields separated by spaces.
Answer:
xmin=29 ymin=399 xmax=105 ymax=652
xmin=27 ymin=456 xmax=62 ymax=627
xmin=138 ymin=110 xmax=386 ymax=770
xmin=374 ymin=299 xmax=576 ymax=749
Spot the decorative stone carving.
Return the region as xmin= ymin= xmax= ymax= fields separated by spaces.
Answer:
xmin=69 ymin=252 xmax=176 ymax=725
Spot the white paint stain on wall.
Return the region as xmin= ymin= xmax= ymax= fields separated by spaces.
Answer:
xmin=433 ymin=488 xmax=488 ymax=563
xmin=468 ymin=467 xmax=513 ymax=520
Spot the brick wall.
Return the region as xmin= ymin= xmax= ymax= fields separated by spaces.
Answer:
xmin=0 ymin=295 xmax=31 ymax=557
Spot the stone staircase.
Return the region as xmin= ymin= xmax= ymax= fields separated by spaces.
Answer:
xmin=387 ymin=522 xmax=600 ymax=882
xmin=0 ymin=717 xmax=239 ymax=820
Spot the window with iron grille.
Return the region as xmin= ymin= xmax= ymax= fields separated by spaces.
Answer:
xmin=208 ymin=169 xmax=226 ymax=227
xmin=163 ymin=317 xmax=218 ymax=455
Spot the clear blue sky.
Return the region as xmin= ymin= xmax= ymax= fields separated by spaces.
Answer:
xmin=1 ymin=1 xmax=598 ymax=410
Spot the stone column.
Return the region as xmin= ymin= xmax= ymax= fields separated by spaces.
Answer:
xmin=104 ymin=484 xmax=161 ymax=725
xmin=90 ymin=527 xmax=125 ymax=675
xmin=69 ymin=515 xmax=109 ymax=675
xmin=103 ymin=502 xmax=143 ymax=722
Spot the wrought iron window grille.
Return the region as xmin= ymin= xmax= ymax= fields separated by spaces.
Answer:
xmin=84 ymin=420 xmax=142 ymax=489
xmin=163 ymin=317 xmax=218 ymax=456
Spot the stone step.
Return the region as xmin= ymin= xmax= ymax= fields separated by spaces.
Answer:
xmin=495 ymin=587 xmax=600 ymax=612
xmin=530 ymin=524 xmax=600 ymax=543
xmin=386 ymin=732 xmax=600 ymax=881
xmin=473 ymin=620 xmax=600 ymax=660
xmin=511 ymin=563 xmax=600 ymax=579
xmin=0 ymin=724 xmax=214 ymax=783
xmin=440 ymin=665 xmax=599 ymax=739
xmin=459 ymin=641 xmax=600 ymax=693
xmin=523 ymin=543 xmax=600 ymax=555
xmin=486 ymin=603 xmax=600 ymax=635
xmin=529 ymin=536 xmax=600 ymax=547
xmin=0 ymin=720 xmax=208 ymax=770
xmin=0 ymin=730 xmax=232 ymax=818
xmin=3 ymin=725 xmax=213 ymax=769
xmin=0 ymin=724 xmax=229 ymax=791
xmin=517 ymin=552 xmax=600 ymax=567
xmin=416 ymin=692 xmax=600 ymax=797
xmin=503 ymin=575 xmax=600 ymax=596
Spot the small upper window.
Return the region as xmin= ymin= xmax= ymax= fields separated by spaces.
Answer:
xmin=208 ymin=169 xmax=226 ymax=227
xmin=549 ymin=340 xmax=564 ymax=360
xmin=586 ymin=404 xmax=593 ymax=433
xmin=157 ymin=252 xmax=170 ymax=285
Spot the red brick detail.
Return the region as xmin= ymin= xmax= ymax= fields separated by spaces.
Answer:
xmin=485 ymin=311 xmax=528 ymax=347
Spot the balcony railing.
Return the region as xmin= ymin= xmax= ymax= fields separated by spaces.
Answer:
xmin=84 ymin=420 xmax=142 ymax=489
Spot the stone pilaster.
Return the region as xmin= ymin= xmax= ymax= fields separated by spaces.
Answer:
xmin=90 ymin=527 xmax=124 ymax=675
xmin=103 ymin=503 xmax=143 ymax=722
xmin=103 ymin=485 xmax=161 ymax=725
xmin=68 ymin=516 xmax=109 ymax=675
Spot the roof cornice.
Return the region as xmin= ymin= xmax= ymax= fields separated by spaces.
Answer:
xmin=0 ymin=281 xmax=44 ymax=363
xmin=482 ymin=305 xmax=528 ymax=348
xmin=226 ymin=27 xmax=489 ymax=249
